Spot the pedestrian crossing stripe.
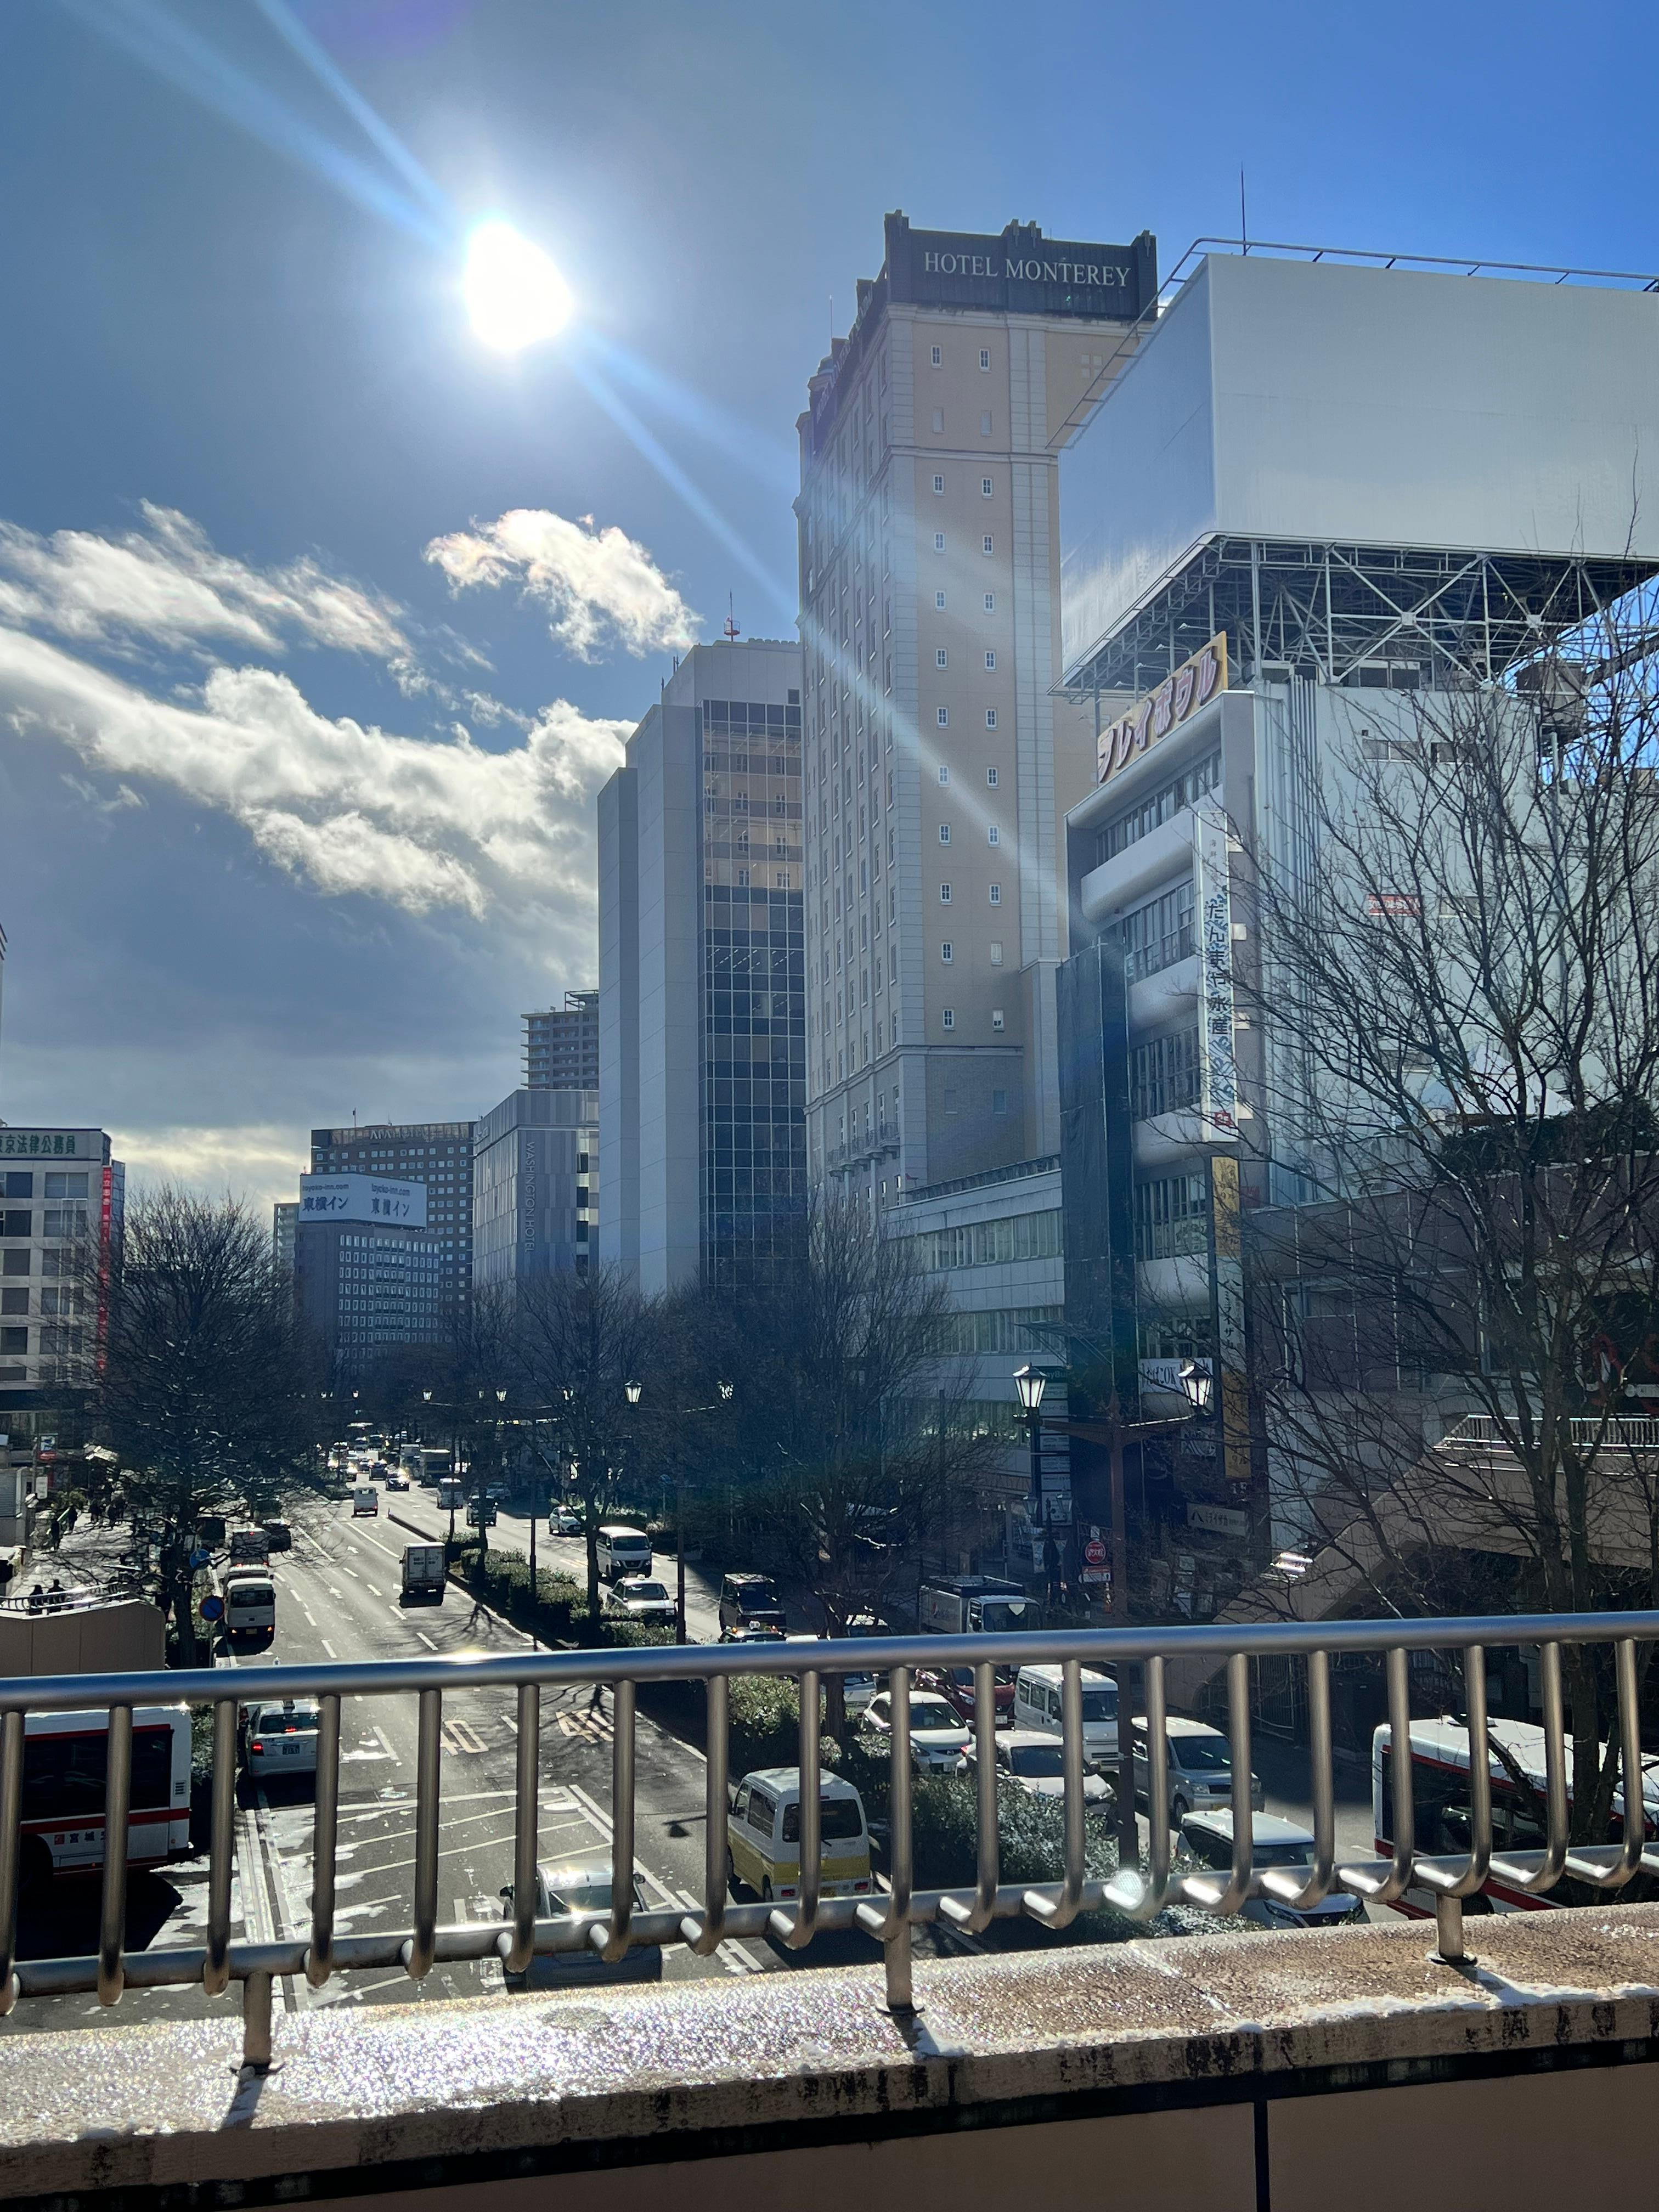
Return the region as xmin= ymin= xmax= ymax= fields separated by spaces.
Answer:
xmin=556 ymin=1711 xmax=614 ymax=1742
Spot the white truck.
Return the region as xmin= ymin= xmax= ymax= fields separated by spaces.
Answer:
xmin=916 ymin=1576 xmax=1040 ymax=1635
xmin=401 ymin=1543 xmax=447 ymax=1604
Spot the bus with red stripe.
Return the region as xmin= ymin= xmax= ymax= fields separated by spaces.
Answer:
xmin=19 ymin=1707 xmax=192 ymax=1892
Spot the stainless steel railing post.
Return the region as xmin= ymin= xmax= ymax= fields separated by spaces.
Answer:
xmin=941 ymin=1658 xmax=999 ymax=1933
xmin=204 ymin=1696 xmax=238 ymax=1996
xmin=0 ymin=1709 xmax=22 ymax=2017
xmin=504 ymin=1683 xmax=539 ymax=1976
xmin=1109 ymin=1654 xmax=1169 ymax=1919
xmin=403 ymin=1688 xmax=442 ymax=1980
xmin=595 ymin=1680 xmax=636 ymax=1964
xmin=1024 ymin=1656 xmax=1086 ymax=1927
xmin=97 ymin=1703 xmax=132 ymax=2007
xmin=857 ymin=1663 xmax=914 ymax=2011
xmin=771 ymin=1667 xmax=820 ymax=1946
xmin=682 ymin=1672 xmax=729 ymax=1955
xmin=1261 ymin=1651 xmax=1336 ymax=1915
xmin=306 ymin=1692 xmax=341 ymax=1988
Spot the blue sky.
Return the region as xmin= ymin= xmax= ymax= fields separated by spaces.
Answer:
xmin=0 ymin=0 xmax=1655 ymax=1211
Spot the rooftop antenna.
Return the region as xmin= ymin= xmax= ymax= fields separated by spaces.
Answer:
xmin=724 ymin=594 xmax=741 ymax=643
xmin=1240 ymin=167 xmax=1249 ymax=255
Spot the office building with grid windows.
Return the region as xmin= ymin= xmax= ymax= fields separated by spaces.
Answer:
xmin=0 ymin=1126 xmax=123 ymax=1421
xmin=524 ymin=991 xmax=599 ymax=1090
xmin=597 ymin=639 xmax=805 ymax=1295
xmin=309 ymin=1121 xmax=475 ymax=1341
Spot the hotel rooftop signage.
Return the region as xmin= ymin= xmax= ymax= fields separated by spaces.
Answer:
xmin=885 ymin=214 xmax=1157 ymax=324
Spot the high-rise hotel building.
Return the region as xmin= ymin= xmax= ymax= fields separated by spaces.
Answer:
xmin=798 ymin=213 xmax=1155 ymax=1202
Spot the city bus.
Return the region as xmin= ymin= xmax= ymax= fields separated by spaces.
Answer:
xmin=20 ymin=1706 xmax=193 ymax=1887
xmin=1373 ymin=1714 xmax=1659 ymax=1917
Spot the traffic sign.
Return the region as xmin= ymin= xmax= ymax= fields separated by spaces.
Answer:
xmin=1082 ymin=1536 xmax=1108 ymax=1568
xmin=200 ymin=1594 xmax=224 ymax=1622
xmin=190 ymin=1548 xmax=212 ymax=1571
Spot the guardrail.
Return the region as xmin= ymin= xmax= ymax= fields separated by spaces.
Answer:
xmin=1447 ymin=1414 xmax=1659 ymax=1451
xmin=3 ymin=1610 xmax=1658 ymax=2069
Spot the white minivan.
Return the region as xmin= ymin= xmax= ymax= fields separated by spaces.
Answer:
xmin=1012 ymin=1664 xmax=1119 ymax=1764
xmin=222 ymin=1568 xmax=276 ymax=1639
xmin=596 ymin=1525 xmax=652 ymax=1583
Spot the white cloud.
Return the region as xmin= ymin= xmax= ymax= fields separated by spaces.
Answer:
xmin=425 ymin=506 xmax=699 ymax=661
xmin=111 ymin=1123 xmax=310 ymax=1218
xmin=0 ymin=625 xmax=629 ymax=921
xmin=0 ymin=503 xmax=410 ymax=664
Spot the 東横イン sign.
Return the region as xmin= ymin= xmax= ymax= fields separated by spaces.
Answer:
xmin=1095 ymin=633 xmax=1228 ymax=787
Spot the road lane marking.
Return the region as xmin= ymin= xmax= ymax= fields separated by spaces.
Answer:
xmin=364 ymin=1582 xmax=383 ymax=1598
xmin=340 ymin=1567 xmax=360 ymax=1581
xmin=416 ymin=1632 xmax=437 ymax=1650
xmin=373 ymin=1726 xmax=398 ymax=1762
xmin=327 ymin=1586 xmax=345 ymax=1600
xmin=556 ymin=1709 xmax=614 ymax=1743
xmin=675 ymin=1886 xmax=760 ymax=1974
xmin=322 ymin=1639 xmax=338 ymax=1658
xmin=441 ymin=1717 xmax=489 ymax=1756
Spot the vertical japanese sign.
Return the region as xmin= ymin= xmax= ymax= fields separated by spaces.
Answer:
xmin=1207 ymin=1152 xmax=1251 ymax=1488
xmin=1194 ymin=801 xmax=1239 ymax=1144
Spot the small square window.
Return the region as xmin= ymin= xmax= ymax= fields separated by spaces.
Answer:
xmin=990 ymin=940 xmax=1004 ymax=964
xmin=981 ymin=477 xmax=994 ymax=497
xmin=939 ymin=823 xmax=950 ymax=843
xmin=983 ymin=535 xmax=994 ymax=555
xmin=988 ymin=825 xmax=1000 ymax=845
xmin=986 ymin=708 xmax=997 ymax=729
xmin=984 ymin=591 xmax=995 ymax=612
xmin=985 ymin=650 xmax=996 ymax=670
xmin=940 ymin=882 xmax=952 ymax=903
xmin=936 ymin=647 xmax=947 ymax=669
xmin=991 ymin=1009 xmax=1005 ymax=1032
xmin=989 ymin=883 xmax=1002 ymax=904
xmin=930 ymin=344 xmax=942 ymax=367
xmin=935 ymin=589 xmax=947 ymax=609
xmin=979 ymin=349 xmax=991 ymax=371
xmin=941 ymin=941 xmax=953 ymax=963
xmin=936 ymin=706 xmax=949 ymax=726
xmin=934 ymin=532 xmax=945 ymax=552
xmin=942 ymin=1008 xmax=955 ymax=1030
xmin=987 ymin=766 xmax=998 ymax=786
xmin=938 ymin=765 xmax=949 ymax=784
xmin=931 ymin=408 xmax=944 ymax=434
xmin=933 ymin=474 xmax=945 ymax=495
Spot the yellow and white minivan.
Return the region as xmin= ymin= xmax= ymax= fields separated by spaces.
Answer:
xmin=726 ymin=1767 xmax=872 ymax=1905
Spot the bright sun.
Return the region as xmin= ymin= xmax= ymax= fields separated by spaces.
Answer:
xmin=464 ymin=221 xmax=574 ymax=353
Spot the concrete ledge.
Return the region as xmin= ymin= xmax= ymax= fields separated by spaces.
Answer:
xmin=5 ymin=1908 xmax=1659 ymax=2209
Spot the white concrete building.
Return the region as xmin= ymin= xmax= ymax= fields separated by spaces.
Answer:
xmin=0 ymin=1126 xmax=123 ymax=1414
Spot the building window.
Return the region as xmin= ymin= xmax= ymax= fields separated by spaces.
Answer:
xmin=991 ymin=1009 xmax=1005 ymax=1032
xmin=979 ymin=349 xmax=990 ymax=371
xmin=981 ymin=477 xmax=994 ymax=497
xmin=939 ymin=823 xmax=951 ymax=843
xmin=988 ymin=825 xmax=1000 ymax=845
xmin=986 ymin=708 xmax=997 ymax=729
xmin=934 ymin=532 xmax=945 ymax=552
xmin=936 ymin=647 xmax=947 ymax=669
xmin=941 ymin=941 xmax=953 ymax=962
xmin=933 ymin=474 xmax=945 ymax=495
xmin=940 ymin=882 xmax=952 ymax=902
xmin=938 ymin=765 xmax=949 ymax=783
xmin=935 ymin=589 xmax=946 ymax=609
xmin=936 ymin=706 xmax=949 ymax=726
xmin=987 ymin=766 xmax=998 ymax=786
xmin=930 ymin=408 xmax=944 ymax=433
xmin=990 ymin=940 xmax=1004 ymax=965
xmin=942 ymin=1008 xmax=955 ymax=1030
xmin=989 ymin=883 xmax=1001 ymax=904
xmin=992 ymin=1088 xmax=1008 ymax=1113
xmin=983 ymin=535 xmax=994 ymax=555
xmin=984 ymin=592 xmax=995 ymax=612
xmin=931 ymin=344 xmax=942 ymax=367
xmin=985 ymin=650 xmax=996 ymax=670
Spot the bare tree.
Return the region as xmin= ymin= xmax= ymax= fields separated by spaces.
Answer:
xmin=509 ymin=1266 xmax=661 ymax=1618
xmin=1240 ymin=605 xmax=1659 ymax=1838
xmin=97 ymin=1187 xmax=320 ymax=1649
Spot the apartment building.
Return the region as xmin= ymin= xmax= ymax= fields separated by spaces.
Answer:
xmin=0 ymin=1125 xmax=123 ymax=1426
xmin=524 ymin=992 xmax=599 ymax=1091
xmin=798 ymin=212 xmax=1156 ymax=1207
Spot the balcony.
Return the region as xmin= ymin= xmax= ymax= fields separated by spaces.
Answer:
xmin=4 ymin=1612 xmax=1659 ymax=2207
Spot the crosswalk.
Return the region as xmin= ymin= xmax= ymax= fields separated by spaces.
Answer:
xmin=556 ymin=1707 xmax=615 ymax=1744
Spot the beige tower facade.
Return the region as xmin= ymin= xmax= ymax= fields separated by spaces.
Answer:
xmin=798 ymin=213 xmax=1154 ymax=1206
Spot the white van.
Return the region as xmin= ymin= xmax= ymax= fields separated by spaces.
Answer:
xmin=596 ymin=1525 xmax=652 ymax=1582
xmin=223 ymin=1569 xmax=276 ymax=1638
xmin=1013 ymin=1664 xmax=1119 ymax=1763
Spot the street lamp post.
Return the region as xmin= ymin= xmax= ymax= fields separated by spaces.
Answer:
xmin=1013 ymin=1363 xmax=1059 ymax=1602
xmin=623 ymin=1378 xmax=731 ymax=1645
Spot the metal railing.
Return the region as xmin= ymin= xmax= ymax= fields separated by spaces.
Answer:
xmin=3 ymin=1610 xmax=1659 ymax=2070
xmin=1448 ymin=1413 xmax=1659 ymax=1452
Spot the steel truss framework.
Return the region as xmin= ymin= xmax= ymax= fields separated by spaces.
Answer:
xmin=1064 ymin=540 xmax=1659 ymax=704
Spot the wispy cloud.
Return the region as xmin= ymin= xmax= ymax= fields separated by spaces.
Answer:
xmin=0 ymin=626 xmax=629 ymax=919
xmin=0 ymin=503 xmax=410 ymax=664
xmin=425 ymin=506 xmax=699 ymax=661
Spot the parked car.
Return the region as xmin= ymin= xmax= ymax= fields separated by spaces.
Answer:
xmin=726 ymin=1768 xmax=872 ymax=1904
xmin=916 ymin=1663 xmax=1016 ymax=1728
xmin=606 ymin=1576 xmax=678 ymax=1624
xmin=554 ymin=1508 xmax=584 ymax=1537
xmin=1132 ymin=1715 xmax=1263 ymax=1822
xmin=718 ymin=1572 xmax=785 ymax=1634
xmin=963 ymin=1729 xmax=1113 ymax=1807
xmin=1180 ymin=1810 xmax=1365 ymax=1929
xmin=261 ymin=1521 xmax=292 ymax=1553
xmin=596 ymin=1525 xmax=652 ymax=1582
xmin=859 ymin=1689 xmax=971 ymax=1772
xmin=499 ymin=1858 xmax=662 ymax=1987
xmin=241 ymin=1699 xmax=320 ymax=1779
xmin=1012 ymin=1664 xmax=1119 ymax=1764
